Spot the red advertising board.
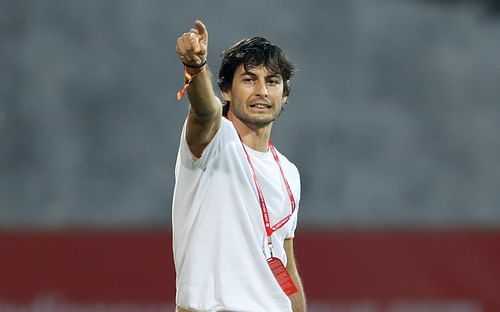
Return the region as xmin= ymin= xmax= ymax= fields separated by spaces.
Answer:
xmin=1 ymin=229 xmax=499 ymax=311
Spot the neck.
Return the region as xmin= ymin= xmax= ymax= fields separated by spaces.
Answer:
xmin=228 ymin=113 xmax=273 ymax=152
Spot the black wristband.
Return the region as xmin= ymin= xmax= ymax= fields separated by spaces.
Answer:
xmin=182 ymin=60 xmax=207 ymax=69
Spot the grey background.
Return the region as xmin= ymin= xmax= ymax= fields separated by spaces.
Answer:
xmin=1 ymin=0 xmax=499 ymax=229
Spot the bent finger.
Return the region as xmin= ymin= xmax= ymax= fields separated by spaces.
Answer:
xmin=176 ymin=37 xmax=187 ymax=56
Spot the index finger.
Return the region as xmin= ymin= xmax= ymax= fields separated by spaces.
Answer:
xmin=194 ymin=20 xmax=207 ymax=38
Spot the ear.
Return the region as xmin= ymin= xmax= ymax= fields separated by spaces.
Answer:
xmin=281 ymin=95 xmax=288 ymax=106
xmin=222 ymin=90 xmax=231 ymax=102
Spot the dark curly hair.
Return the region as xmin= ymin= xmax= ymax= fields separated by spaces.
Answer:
xmin=217 ymin=37 xmax=295 ymax=116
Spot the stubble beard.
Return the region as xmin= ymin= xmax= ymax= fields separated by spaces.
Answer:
xmin=232 ymin=104 xmax=283 ymax=129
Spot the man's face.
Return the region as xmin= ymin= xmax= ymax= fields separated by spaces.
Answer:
xmin=223 ymin=64 xmax=288 ymax=128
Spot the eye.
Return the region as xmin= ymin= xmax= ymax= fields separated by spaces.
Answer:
xmin=242 ymin=77 xmax=255 ymax=84
xmin=267 ymin=78 xmax=280 ymax=86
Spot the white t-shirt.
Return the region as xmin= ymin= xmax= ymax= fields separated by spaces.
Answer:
xmin=172 ymin=118 xmax=301 ymax=312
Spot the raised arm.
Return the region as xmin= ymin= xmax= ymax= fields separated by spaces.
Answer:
xmin=176 ymin=20 xmax=222 ymax=158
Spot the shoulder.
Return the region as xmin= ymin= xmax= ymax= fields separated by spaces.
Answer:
xmin=220 ymin=117 xmax=235 ymax=132
xmin=273 ymin=145 xmax=300 ymax=177
xmin=217 ymin=117 xmax=240 ymax=143
xmin=177 ymin=117 xmax=240 ymax=169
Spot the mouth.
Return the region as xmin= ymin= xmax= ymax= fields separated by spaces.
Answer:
xmin=249 ymin=102 xmax=272 ymax=110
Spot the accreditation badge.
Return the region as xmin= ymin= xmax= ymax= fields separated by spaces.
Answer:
xmin=267 ymin=257 xmax=298 ymax=296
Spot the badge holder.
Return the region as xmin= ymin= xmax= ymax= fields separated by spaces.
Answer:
xmin=241 ymin=141 xmax=298 ymax=296
xmin=266 ymin=238 xmax=298 ymax=296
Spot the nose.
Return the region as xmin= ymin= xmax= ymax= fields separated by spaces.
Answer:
xmin=255 ymin=79 xmax=268 ymax=97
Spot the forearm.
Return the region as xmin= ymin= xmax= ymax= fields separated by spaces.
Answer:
xmin=289 ymin=271 xmax=307 ymax=312
xmin=284 ymin=238 xmax=307 ymax=312
xmin=186 ymin=66 xmax=221 ymax=119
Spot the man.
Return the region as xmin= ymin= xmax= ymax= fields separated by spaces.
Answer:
xmin=172 ymin=19 xmax=306 ymax=312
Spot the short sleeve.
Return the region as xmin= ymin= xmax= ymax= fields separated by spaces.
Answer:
xmin=177 ymin=118 xmax=228 ymax=170
xmin=286 ymin=166 xmax=301 ymax=239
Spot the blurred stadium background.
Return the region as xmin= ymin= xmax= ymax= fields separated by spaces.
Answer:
xmin=1 ymin=0 xmax=500 ymax=311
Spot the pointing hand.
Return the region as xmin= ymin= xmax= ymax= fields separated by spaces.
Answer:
xmin=176 ymin=20 xmax=208 ymax=67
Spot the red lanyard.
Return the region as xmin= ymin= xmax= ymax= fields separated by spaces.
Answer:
xmin=241 ymin=141 xmax=296 ymax=256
